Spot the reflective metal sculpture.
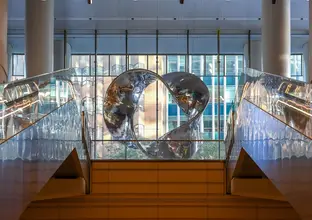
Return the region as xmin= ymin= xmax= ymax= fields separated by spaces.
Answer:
xmin=104 ymin=69 xmax=209 ymax=159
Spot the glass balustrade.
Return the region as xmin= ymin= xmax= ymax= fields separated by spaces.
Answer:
xmin=0 ymin=68 xmax=80 ymax=142
xmin=0 ymin=68 xmax=92 ymax=219
xmin=226 ymin=68 xmax=312 ymax=161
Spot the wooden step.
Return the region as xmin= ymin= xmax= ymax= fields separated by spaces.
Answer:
xmin=21 ymin=194 xmax=300 ymax=220
xmin=21 ymin=161 xmax=300 ymax=219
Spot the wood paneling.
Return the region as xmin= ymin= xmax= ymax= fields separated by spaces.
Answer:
xmin=91 ymin=161 xmax=225 ymax=198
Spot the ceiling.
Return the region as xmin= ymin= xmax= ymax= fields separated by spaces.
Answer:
xmin=7 ymin=0 xmax=310 ymax=33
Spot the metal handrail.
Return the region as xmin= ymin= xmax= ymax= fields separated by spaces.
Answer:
xmin=81 ymin=102 xmax=92 ymax=194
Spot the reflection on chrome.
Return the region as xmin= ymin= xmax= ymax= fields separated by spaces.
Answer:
xmin=0 ymin=68 xmax=79 ymax=141
xmin=103 ymin=69 xmax=210 ymax=159
xmin=242 ymin=71 xmax=312 ymax=138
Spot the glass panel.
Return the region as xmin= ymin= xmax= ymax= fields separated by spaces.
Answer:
xmin=206 ymin=55 xmax=224 ymax=76
xmin=72 ymin=55 xmax=90 ymax=75
xmin=189 ymin=35 xmax=217 ymax=54
xmin=226 ymin=68 xmax=312 ymax=167
xmin=225 ymin=55 xmax=243 ymax=76
xmin=147 ymin=55 xmax=167 ymax=75
xmin=243 ymin=69 xmax=312 ymax=139
xmin=192 ymin=141 xmax=221 ymax=160
xmin=93 ymin=141 xmax=221 ymax=160
xmin=110 ymin=55 xmax=126 ymax=76
xmin=128 ymin=55 xmax=147 ymax=69
xmin=167 ymin=55 xmax=186 ymax=73
xmin=202 ymin=76 xmax=219 ymax=140
xmin=96 ymin=55 xmax=109 ymax=76
xmin=97 ymin=34 xmax=126 ymax=54
xmin=0 ymin=99 xmax=88 ymax=214
xmin=93 ymin=141 xmax=126 ymax=159
xmin=67 ymin=35 xmax=94 ymax=54
xmin=1 ymin=68 xmax=78 ymax=141
xmin=90 ymin=55 xmax=96 ymax=75
xmin=290 ymin=54 xmax=303 ymax=81
xmin=158 ymin=34 xmax=187 ymax=54
xmin=127 ymin=144 xmax=149 ymax=160
xmin=220 ymin=76 xmax=239 ymax=140
xmin=12 ymin=54 xmax=26 ymax=81
xmin=189 ymin=55 xmax=205 ymax=76
xmin=219 ymin=35 xmax=247 ymax=54
xmin=128 ymin=35 xmax=156 ymax=54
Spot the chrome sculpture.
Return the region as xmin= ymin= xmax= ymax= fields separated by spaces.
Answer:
xmin=104 ymin=69 xmax=209 ymax=159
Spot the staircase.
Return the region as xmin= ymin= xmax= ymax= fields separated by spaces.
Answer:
xmin=20 ymin=161 xmax=300 ymax=220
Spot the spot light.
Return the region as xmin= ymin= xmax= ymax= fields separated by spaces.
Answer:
xmin=180 ymin=0 xmax=184 ymax=4
xmin=88 ymin=0 xmax=92 ymax=4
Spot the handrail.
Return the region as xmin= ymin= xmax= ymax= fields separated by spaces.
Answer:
xmin=81 ymin=103 xmax=92 ymax=194
xmin=3 ymin=68 xmax=76 ymax=89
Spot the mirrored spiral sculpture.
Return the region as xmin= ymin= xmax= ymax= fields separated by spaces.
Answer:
xmin=103 ymin=69 xmax=210 ymax=159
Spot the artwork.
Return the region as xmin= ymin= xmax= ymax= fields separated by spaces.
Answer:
xmin=103 ymin=69 xmax=210 ymax=159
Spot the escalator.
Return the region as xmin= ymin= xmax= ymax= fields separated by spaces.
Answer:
xmin=226 ymin=69 xmax=312 ymax=220
xmin=0 ymin=69 xmax=91 ymax=220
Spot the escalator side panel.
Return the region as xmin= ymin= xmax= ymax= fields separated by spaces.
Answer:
xmin=229 ymin=99 xmax=312 ymax=219
xmin=0 ymin=100 xmax=86 ymax=220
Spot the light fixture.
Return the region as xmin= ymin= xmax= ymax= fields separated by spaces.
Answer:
xmin=88 ymin=0 xmax=92 ymax=4
xmin=180 ymin=0 xmax=184 ymax=4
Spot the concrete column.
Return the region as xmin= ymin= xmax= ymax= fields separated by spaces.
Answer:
xmin=25 ymin=0 xmax=54 ymax=77
xmin=7 ymin=44 xmax=12 ymax=81
xmin=0 ymin=0 xmax=8 ymax=83
xmin=54 ymin=40 xmax=72 ymax=71
xmin=303 ymin=42 xmax=309 ymax=83
xmin=262 ymin=0 xmax=291 ymax=77
xmin=244 ymin=40 xmax=262 ymax=71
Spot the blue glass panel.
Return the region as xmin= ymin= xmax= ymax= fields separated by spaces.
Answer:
xmin=203 ymin=77 xmax=212 ymax=85
xmin=220 ymin=132 xmax=224 ymax=140
xmin=226 ymin=103 xmax=232 ymax=115
xmin=214 ymin=103 xmax=219 ymax=115
xmin=204 ymin=103 xmax=213 ymax=115
xmin=168 ymin=104 xmax=177 ymax=116
xmin=219 ymin=103 xmax=224 ymax=115
xmin=226 ymin=77 xmax=236 ymax=85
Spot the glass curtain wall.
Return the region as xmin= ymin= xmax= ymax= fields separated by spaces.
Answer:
xmin=9 ymin=31 xmax=304 ymax=160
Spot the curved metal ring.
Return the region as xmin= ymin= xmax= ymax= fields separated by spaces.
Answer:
xmin=104 ymin=69 xmax=210 ymax=159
